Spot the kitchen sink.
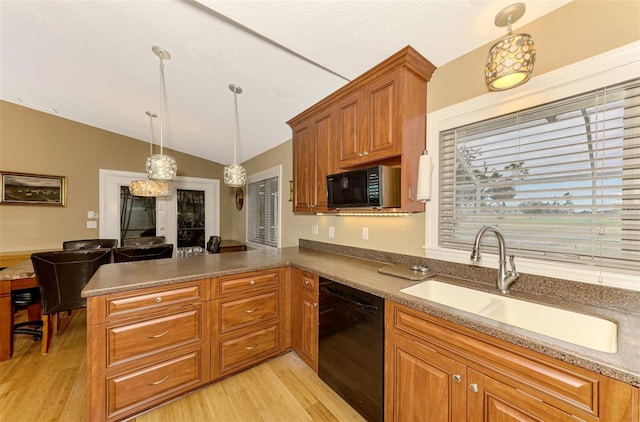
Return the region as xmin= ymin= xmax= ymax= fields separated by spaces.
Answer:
xmin=400 ymin=279 xmax=617 ymax=353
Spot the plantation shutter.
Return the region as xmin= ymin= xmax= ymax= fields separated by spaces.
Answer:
xmin=247 ymin=175 xmax=279 ymax=247
xmin=439 ymin=77 xmax=640 ymax=273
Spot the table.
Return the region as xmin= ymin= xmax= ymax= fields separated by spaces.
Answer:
xmin=0 ymin=260 xmax=37 ymax=361
xmin=219 ymin=239 xmax=248 ymax=253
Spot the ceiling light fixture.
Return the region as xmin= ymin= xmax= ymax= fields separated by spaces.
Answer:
xmin=485 ymin=3 xmax=536 ymax=91
xmin=146 ymin=46 xmax=177 ymax=181
xmin=129 ymin=111 xmax=171 ymax=197
xmin=223 ymin=84 xmax=247 ymax=187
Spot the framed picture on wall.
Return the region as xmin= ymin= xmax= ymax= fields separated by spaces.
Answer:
xmin=0 ymin=171 xmax=67 ymax=206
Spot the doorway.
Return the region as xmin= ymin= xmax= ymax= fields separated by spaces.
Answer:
xmin=99 ymin=169 xmax=220 ymax=249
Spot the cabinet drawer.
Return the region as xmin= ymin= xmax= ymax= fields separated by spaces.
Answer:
xmin=107 ymin=308 xmax=201 ymax=367
xmin=107 ymin=351 xmax=202 ymax=419
xmin=218 ymin=270 xmax=279 ymax=295
xmin=219 ymin=291 xmax=279 ymax=334
xmin=106 ymin=281 xmax=204 ymax=320
xmin=219 ymin=325 xmax=279 ymax=374
xmin=388 ymin=303 xmax=599 ymax=417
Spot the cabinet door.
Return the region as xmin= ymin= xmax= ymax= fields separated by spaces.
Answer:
xmin=292 ymin=120 xmax=313 ymax=212
xmin=466 ymin=368 xmax=576 ymax=422
xmin=291 ymin=270 xmax=319 ymax=371
xmin=312 ymin=109 xmax=334 ymax=212
xmin=385 ymin=331 xmax=466 ymax=421
xmin=336 ymin=90 xmax=365 ymax=167
xmin=364 ymin=70 xmax=401 ymax=163
xmin=299 ymin=291 xmax=318 ymax=371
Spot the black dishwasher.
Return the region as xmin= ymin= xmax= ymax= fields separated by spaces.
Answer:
xmin=318 ymin=278 xmax=384 ymax=422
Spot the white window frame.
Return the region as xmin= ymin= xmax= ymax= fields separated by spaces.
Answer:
xmin=245 ymin=165 xmax=282 ymax=249
xmin=425 ymin=41 xmax=640 ymax=291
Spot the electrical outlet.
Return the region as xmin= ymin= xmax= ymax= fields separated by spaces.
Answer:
xmin=311 ymin=224 xmax=319 ymax=235
xmin=328 ymin=226 xmax=335 ymax=239
xmin=362 ymin=227 xmax=369 ymax=240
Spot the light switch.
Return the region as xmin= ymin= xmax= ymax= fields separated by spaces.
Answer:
xmin=87 ymin=211 xmax=96 ymax=219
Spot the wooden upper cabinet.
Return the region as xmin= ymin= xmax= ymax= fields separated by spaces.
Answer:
xmin=288 ymin=46 xmax=436 ymax=213
xmin=291 ymin=107 xmax=334 ymax=213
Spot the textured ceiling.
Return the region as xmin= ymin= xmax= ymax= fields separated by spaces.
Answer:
xmin=0 ymin=0 xmax=571 ymax=166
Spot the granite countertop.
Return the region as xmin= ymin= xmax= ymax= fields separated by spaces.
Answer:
xmin=0 ymin=260 xmax=36 ymax=280
xmin=82 ymin=246 xmax=640 ymax=387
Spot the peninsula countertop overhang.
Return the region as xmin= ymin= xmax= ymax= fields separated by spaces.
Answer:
xmin=81 ymin=246 xmax=640 ymax=387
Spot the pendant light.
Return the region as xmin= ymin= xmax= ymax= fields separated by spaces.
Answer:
xmin=129 ymin=111 xmax=171 ymax=197
xmin=223 ymin=84 xmax=247 ymax=187
xmin=485 ymin=3 xmax=536 ymax=91
xmin=146 ymin=46 xmax=177 ymax=181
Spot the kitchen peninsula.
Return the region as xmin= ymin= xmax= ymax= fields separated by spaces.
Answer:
xmin=83 ymin=242 xmax=640 ymax=421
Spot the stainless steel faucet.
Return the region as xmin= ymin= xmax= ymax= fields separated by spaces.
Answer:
xmin=470 ymin=225 xmax=520 ymax=294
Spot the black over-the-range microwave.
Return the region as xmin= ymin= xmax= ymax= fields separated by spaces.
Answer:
xmin=326 ymin=165 xmax=401 ymax=209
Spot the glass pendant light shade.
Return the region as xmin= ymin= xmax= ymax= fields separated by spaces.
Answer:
xmin=129 ymin=180 xmax=171 ymax=197
xmin=485 ymin=3 xmax=536 ymax=91
xmin=224 ymin=84 xmax=247 ymax=187
xmin=146 ymin=153 xmax=177 ymax=180
xmin=223 ymin=163 xmax=247 ymax=187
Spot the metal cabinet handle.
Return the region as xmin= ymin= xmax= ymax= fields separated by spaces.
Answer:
xmin=148 ymin=330 xmax=169 ymax=339
xmin=245 ymin=307 xmax=259 ymax=314
xmin=148 ymin=376 xmax=168 ymax=386
xmin=362 ymin=151 xmax=369 ymax=156
xmin=249 ymin=280 xmax=255 ymax=285
xmin=453 ymin=374 xmax=461 ymax=383
xmin=470 ymin=383 xmax=479 ymax=393
xmin=155 ymin=297 xmax=162 ymax=303
xmin=357 ymin=152 xmax=363 ymax=157
xmin=244 ymin=344 xmax=259 ymax=350
xmin=313 ymin=302 xmax=318 ymax=307
xmin=304 ymin=280 xmax=311 ymax=286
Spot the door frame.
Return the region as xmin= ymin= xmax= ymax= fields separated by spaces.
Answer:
xmin=99 ymin=169 xmax=220 ymax=247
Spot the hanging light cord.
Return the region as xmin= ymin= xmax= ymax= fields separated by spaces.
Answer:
xmin=158 ymin=55 xmax=166 ymax=155
xmin=233 ymin=89 xmax=240 ymax=165
xmin=145 ymin=111 xmax=157 ymax=155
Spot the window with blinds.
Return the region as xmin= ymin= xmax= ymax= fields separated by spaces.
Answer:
xmin=247 ymin=175 xmax=279 ymax=247
xmin=439 ymin=77 xmax=639 ymax=274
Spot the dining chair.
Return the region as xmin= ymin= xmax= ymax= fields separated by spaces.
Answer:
xmin=207 ymin=236 xmax=222 ymax=254
xmin=62 ymin=238 xmax=118 ymax=250
xmin=122 ymin=236 xmax=166 ymax=246
xmin=31 ymin=249 xmax=112 ymax=355
xmin=112 ymin=244 xmax=174 ymax=263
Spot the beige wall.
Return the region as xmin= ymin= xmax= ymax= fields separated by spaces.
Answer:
xmin=0 ymin=101 xmax=231 ymax=252
xmin=242 ymin=0 xmax=640 ymax=257
xmin=2 ymin=0 xmax=638 ymax=256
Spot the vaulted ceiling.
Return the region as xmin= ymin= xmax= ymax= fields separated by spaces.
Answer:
xmin=0 ymin=0 xmax=571 ymax=165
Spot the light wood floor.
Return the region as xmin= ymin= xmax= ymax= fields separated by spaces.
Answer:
xmin=0 ymin=310 xmax=365 ymax=422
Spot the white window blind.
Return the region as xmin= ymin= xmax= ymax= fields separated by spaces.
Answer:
xmin=439 ymin=77 xmax=640 ymax=274
xmin=247 ymin=175 xmax=279 ymax=247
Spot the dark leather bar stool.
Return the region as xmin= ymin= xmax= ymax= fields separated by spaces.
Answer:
xmin=62 ymin=239 xmax=118 ymax=250
xmin=122 ymin=236 xmax=166 ymax=246
xmin=31 ymin=249 xmax=112 ymax=355
xmin=112 ymin=244 xmax=174 ymax=263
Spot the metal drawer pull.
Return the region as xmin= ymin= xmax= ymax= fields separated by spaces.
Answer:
xmin=249 ymin=280 xmax=255 ymax=285
xmin=155 ymin=297 xmax=162 ymax=303
xmin=148 ymin=376 xmax=168 ymax=385
xmin=469 ymin=383 xmax=479 ymax=393
xmin=304 ymin=280 xmax=311 ymax=286
xmin=453 ymin=374 xmax=461 ymax=383
xmin=244 ymin=344 xmax=259 ymax=350
xmin=244 ymin=307 xmax=259 ymax=314
xmin=148 ymin=330 xmax=169 ymax=338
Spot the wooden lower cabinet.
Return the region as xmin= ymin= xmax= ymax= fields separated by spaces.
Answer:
xmin=385 ymin=301 xmax=637 ymax=422
xmin=291 ymin=269 xmax=319 ymax=371
xmin=87 ymin=269 xmax=289 ymax=422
